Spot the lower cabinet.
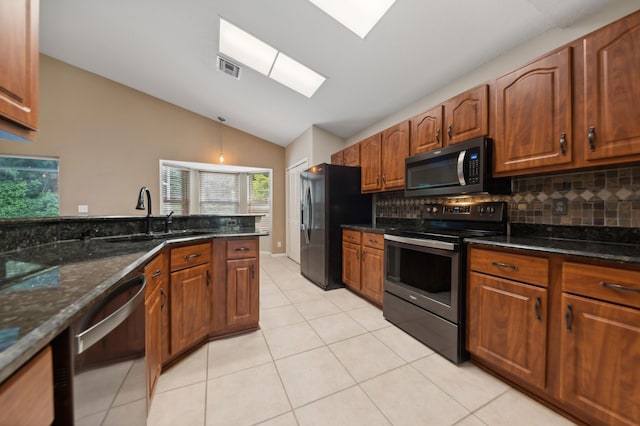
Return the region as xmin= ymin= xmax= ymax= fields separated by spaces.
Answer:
xmin=342 ymin=229 xmax=383 ymax=305
xmin=468 ymin=245 xmax=640 ymax=426
xmin=144 ymin=252 xmax=167 ymax=407
xmin=0 ymin=346 xmax=54 ymax=426
xmin=226 ymin=257 xmax=259 ymax=329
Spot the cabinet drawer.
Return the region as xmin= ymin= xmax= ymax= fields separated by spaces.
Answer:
xmin=171 ymin=242 xmax=211 ymax=271
xmin=362 ymin=232 xmax=384 ymax=250
xmin=226 ymin=238 xmax=258 ymax=259
xmin=469 ymin=247 xmax=549 ymax=287
xmin=562 ymin=262 xmax=640 ymax=309
xmin=343 ymin=229 xmax=361 ymax=244
xmin=145 ymin=252 xmax=168 ymax=297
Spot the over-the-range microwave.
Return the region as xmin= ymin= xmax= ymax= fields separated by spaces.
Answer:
xmin=405 ymin=136 xmax=511 ymax=197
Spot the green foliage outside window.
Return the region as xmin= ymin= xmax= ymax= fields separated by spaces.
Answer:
xmin=0 ymin=157 xmax=59 ymax=218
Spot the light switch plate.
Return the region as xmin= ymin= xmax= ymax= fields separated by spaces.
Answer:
xmin=552 ymin=199 xmax=567 ymax=216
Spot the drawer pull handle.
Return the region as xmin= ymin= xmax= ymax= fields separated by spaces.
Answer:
xmin=184 ymin=253 xmax=202 ymax=260
xmin=600 ymin=281 xmax=640 ymax=294
xmin=234 ymin=247 xmax=250 ymax=252
xmin=369 ymin=239 xmax=378 ymax=244
xmin=534 ymin=297 xmax=541 ymax=322
xmin=565 ymin=304 xmax=572 ymax=331
xmin=491 ymin=261 xmax=518 ymax=271
xmin=152 ymin=270 xmax=162 ymax=278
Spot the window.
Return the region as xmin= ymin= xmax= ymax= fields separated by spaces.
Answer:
xmin=0 ymin=156 xmax=59 ymax=218
xmin=248 ymin=172 xmax=271 ymax=233
xmin=159 ymin=161 xmax=272 ymax=238
xmin=161 ymin=165 xmax=190 ymax=215
xmin=199 ymin=171 xmax=239 ymax=214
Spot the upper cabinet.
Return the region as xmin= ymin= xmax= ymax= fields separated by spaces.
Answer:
xmin=0 ymin=0 xmax=39 ymax=135
xmin=443 ymin=84 xmax=488 ymax=145
xmin=493 ymin=48 xmax=573 ymax=175
xmin=410 ymin=105 xmax=443 ymax=155
xmin=360 ymin=121 xmax=410 ymax=193
xmin=343 ymin=143 xmax=360 ymax=166
xmin=330 ymin=151 xmax=344 ymax=165
xmin=581 ymin=11 xmax=640 ymax=163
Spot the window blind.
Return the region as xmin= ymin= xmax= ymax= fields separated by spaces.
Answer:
xmin=199 ymin=171 xmax=240 ymax=214
xmin=161 ymin=165 xmax=190 ymax=215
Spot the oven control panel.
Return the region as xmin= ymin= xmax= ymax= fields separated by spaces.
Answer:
xmin=421 ymin=202 xmax=506 ymax=221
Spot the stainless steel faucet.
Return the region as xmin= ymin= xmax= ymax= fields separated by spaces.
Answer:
xmin=136 ymin=187 xmax=152 ymax=234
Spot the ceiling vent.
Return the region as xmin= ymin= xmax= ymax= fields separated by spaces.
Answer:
xmin=217 ymin=55 xmax=241 ymax=79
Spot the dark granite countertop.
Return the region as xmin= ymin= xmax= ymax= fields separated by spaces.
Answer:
xmin=341 ymin=224 xmax=387 ymax=234
xmin=0 ymin=230 xmax=265 ymax=383
xmin=464 ymin=235 xmax=640 ymax=264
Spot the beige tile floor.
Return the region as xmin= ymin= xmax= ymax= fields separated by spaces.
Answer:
xmin=147 ymin=254 xmax=575 ymax=426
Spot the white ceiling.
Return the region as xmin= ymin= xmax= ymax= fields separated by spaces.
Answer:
xmin=40 ymin=0 xmax=620 ymax=147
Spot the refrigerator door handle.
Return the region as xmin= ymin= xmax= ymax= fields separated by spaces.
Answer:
xmin=304 ymin=186 xmax=312 ymax=244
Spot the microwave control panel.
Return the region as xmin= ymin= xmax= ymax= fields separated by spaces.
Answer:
xmin=466 ymin=150 xmax=481 ymax=184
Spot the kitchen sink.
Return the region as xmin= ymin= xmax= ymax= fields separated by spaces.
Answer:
xmin=96 ymin=230 xmax=213 ymax=243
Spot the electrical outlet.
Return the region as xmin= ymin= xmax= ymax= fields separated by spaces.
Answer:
xmin=552 ymin=199 xmax=568 ymax=216
xmin=78 ymin=205 xmax=89 ymax=215
xmin=277 ymin=241 xmax=282 ymax=248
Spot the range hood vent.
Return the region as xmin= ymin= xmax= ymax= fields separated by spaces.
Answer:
xmin=217 ymin=55 xmax=241 ymax=79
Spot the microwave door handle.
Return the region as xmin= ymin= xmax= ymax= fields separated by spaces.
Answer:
xmin=457 ymin=150 xmax=466 ymax=186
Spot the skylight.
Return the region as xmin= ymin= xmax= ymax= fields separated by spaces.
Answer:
xmin=218 ymin=18 xmax=326 ymax=98
xmin=307 ymin=0 xmax=396 ymax=39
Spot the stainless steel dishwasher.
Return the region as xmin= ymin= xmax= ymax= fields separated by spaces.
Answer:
xmin=71 ymin=273 xmax=147 ymax=425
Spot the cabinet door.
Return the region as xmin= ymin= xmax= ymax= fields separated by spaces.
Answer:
xmin=0 ymin=0 xmax=38 ymax=130
xmin=444 ymin=84 xmax=488 ymax=145
xmin=145 ymin=285 xmax=162 ymax=405
xmin=410 ymin=106 xmax=443 ymax=155
xmin=360 ymin=133 xmax=382 ymax=192
xmin=583 ymin=13 xmax=640 ymax=161
xmin=226 ymin=258 xmax=259 ymax=329
xmin=559 ymin=294 xmax=640 ymax=426
xmin=342 ymin=241 xmax=361 ymax=290
xmin=170 ymin=264 xmax=211 ymax=355
xmin=343 ymin=143 xmax=361 ymax=166
xmin=361 ymin=246 xmax=383 ymax=305
xmin=381 ymin=121 xmax=410 ymax=191
xmin=331 ymin=151 xmax=344 ymax=165
xmin=493 ymin=48 xmax=572 ymax=174
xmin=467 ymin=272 xmax=547 ymax=390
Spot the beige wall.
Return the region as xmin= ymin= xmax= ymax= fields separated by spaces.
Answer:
xmin=346 ymin=0 xmax=640 ymax=146
xmin=312 ymin=126 xmax=344 ymax=165
xmin=0 ymin=55 xmax=286 ymax=254
xmin=285 ymin=127 xmax=312 ymax=169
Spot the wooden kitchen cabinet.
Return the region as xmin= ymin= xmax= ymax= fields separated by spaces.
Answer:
xmin=493 ymin=48 xmax=572 ymax=175
xmin=144 ymin=252 xmax=167 ymax=404
xmin=361 ymin=232 xmax=384 ymax=305
xmin=330 ymin=151 xmax=344 ymax=165
xmin=410 ymin=105 xmax=443 ymax=155
xmin=0 ymin=0 xmax=39 ymax=136
xmin=468 ymin=244 xmax=640 ymax=425
xmin=0 ymin=346 xmax=53 ymax=426
xmin=443 ymin=84 xmax=488 ymax=146
xmin=211 ymin=237 xmax=260 ymax=336
xmin=342 ymin=230 xmax=361 ymax=289
xmin=360 ymin=122 xmax=409 ymax=193
xmin=558 ymin=261 xmax=640 ymax=426
xmin=580 ymin=11 xmax=640 ymax=164
xmin=168 ymin=242 xmax=212 ymax=357
xmin=468 ymin=247 xmax=549 ymax=390
xmin=343 ymin=143 xmax=361 ymax=166
xmin=341 ymin=229 xmax=383 ymax=306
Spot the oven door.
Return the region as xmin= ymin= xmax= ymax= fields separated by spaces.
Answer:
xmin=384 ymin=236 xmax=460 ymax=324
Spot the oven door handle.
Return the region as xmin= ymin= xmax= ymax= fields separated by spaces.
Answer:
xmin=384 ymin=234 xmax=456 ymax=251
xmin=76 ymin=274 xmax=146 ymax=354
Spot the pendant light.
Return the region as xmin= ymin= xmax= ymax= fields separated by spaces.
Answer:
xmin=218 ymin=116 xmax=226 ymax=163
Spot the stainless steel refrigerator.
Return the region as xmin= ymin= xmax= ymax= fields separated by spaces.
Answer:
xmin=300 ymin=164 xmax=372 ymax=290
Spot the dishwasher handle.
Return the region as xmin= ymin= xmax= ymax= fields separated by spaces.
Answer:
xmin=76 ymin=274 xmax=146 ymax=354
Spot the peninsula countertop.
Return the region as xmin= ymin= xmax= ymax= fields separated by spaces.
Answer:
xmin=0 ymin=230 xmax=265 ymax=383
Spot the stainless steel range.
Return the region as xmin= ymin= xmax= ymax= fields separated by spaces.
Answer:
xmin=383 ymin=201 xmax=507 ymax=363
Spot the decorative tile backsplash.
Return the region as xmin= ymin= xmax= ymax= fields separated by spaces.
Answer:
xmin=375 ymin=165 xmax=640 ymax=228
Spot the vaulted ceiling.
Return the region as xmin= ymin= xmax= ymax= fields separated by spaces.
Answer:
xmin=40 ymin=0 xmax=622 ymax=146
